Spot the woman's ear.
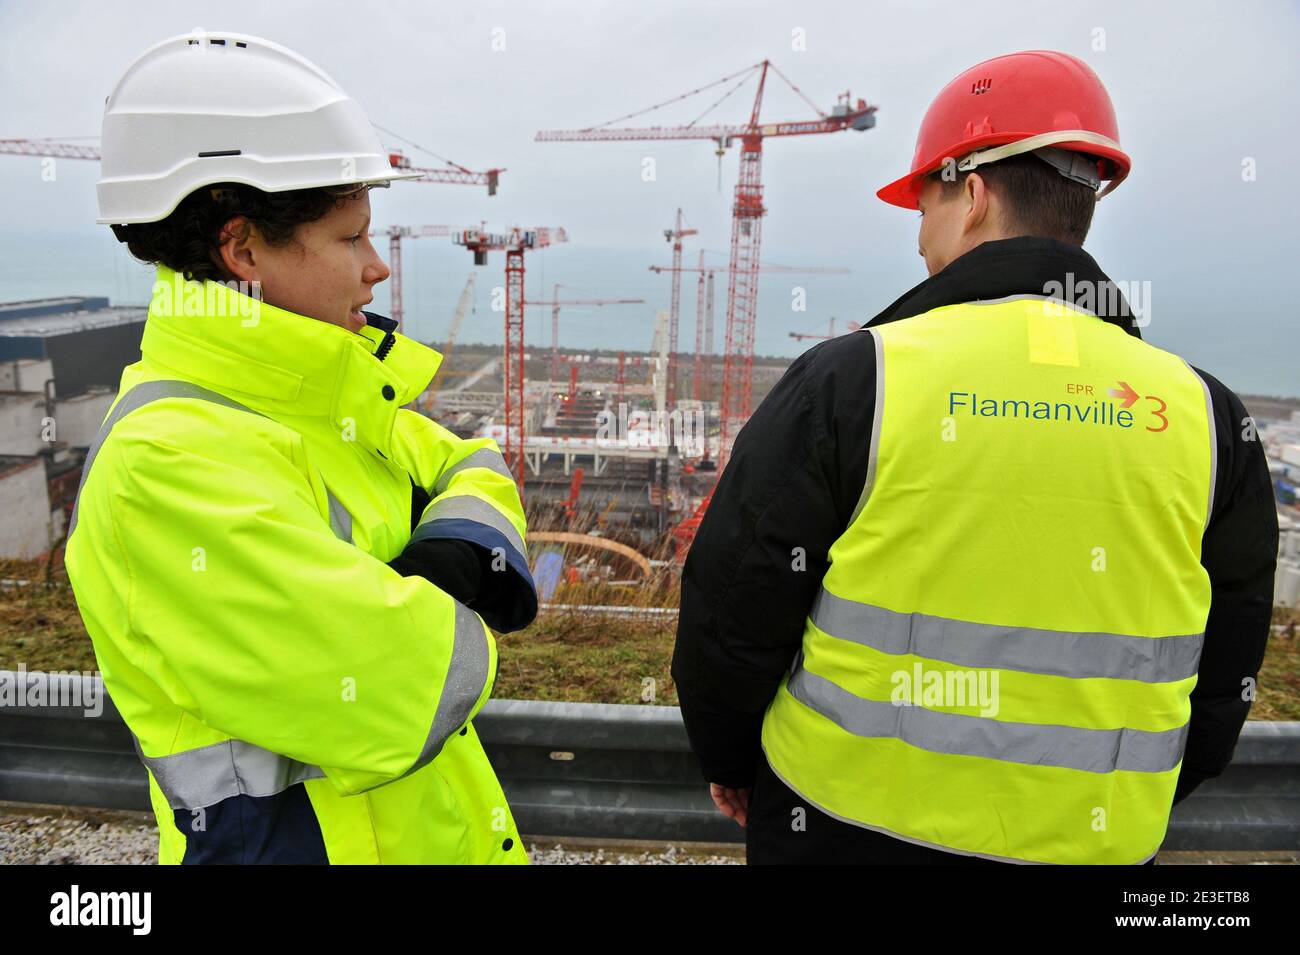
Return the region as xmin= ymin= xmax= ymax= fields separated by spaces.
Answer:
xmin=216 ymin=215 xmax=259 ymax=284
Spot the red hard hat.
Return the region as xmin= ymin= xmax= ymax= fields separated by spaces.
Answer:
xmin=877 ymin=50 xmax=1131 ymax=209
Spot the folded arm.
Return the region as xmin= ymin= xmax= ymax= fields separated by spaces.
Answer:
xmin=388 ymin=410 xmax=538 ymax=633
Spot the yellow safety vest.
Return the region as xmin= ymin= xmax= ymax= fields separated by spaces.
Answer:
xmin=66 ymin=265 xmax=531 ymax=864
xmin=761 ymin=295 xmax=1216 ymax=864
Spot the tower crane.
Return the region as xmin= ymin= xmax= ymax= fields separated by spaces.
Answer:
xmin=383 ymin=151 xmax=502 ymax=194
xmin=650 ymin=257 xmax=852 ymax=404
xmin=369 ymin=224 xmax=455 ymax=331
xmin=424 ymin=272 xmax=478 ymax=404
xmin=522 ymin=284 xmax=645 ymax=383
xmin=789 ymin=317 xmax=860 ymax=341
xmin=659 ymin=209 xmax=698 ymax=408
xmin=537 ymin=59 xmax=876 ymax=466
xmin=693 ymin=252 xmax=712 ymax=405
xmin=454 ymin=226 xmax=569 ymax=491
xmin=441 ymin=273 xmax=478 ymax=362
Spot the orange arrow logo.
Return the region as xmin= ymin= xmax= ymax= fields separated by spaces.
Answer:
xmin=1109 ymin=380 xmax=1139 ymax=408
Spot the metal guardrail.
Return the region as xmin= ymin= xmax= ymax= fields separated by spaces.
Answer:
xmin=0 ymin=671 xmax=1297 ymax=851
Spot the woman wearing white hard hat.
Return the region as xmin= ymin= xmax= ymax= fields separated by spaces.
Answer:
xmin=66 ymin=30 xmax=537 ymax=864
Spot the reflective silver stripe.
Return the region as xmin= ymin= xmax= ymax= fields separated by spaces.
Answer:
xmin=325 ymin=487 xmax=353 ymax=543
xmin=810 ymin=587 xmax=1204 ymax=684
xmin=849 ymin=328 xmax=885 ymax=525
xmin=133 ymin=735 xmax=325 ymax=810
xmin=1187 ymin=363 xmax=1219 ymax=534
xmin=68 ymin=379 xmax=264 ymax=538
xmin=397 ymin=600 xmax=491 ymax=779
xmin=412 ymin=493 xmax=527 ymax=561
xmin=786 ymin=658 xmax=1188 ymax=774
xmin=433 ymin=447 xmax=515 ymax=497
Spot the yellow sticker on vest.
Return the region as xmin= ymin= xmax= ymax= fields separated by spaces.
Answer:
xmin=1025 ymin=310 xmax=1080 ymax=366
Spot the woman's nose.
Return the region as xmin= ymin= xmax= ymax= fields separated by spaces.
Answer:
xmin=366 ymin=249 xmax=391 ymax=285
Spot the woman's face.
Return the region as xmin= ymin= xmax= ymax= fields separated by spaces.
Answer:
xmin=217 ymin=189 xmax=390 ymax=333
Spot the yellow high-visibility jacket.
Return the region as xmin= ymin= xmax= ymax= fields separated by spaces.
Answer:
xmin=66 ymin=265 xmax=536 ymax=864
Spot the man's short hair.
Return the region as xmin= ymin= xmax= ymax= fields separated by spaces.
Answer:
xmin=928 ymin=152 xmax=1098 ymax=246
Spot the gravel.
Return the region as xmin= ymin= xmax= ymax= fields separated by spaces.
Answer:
xmin=0 ymin=804 xmax=742 ymax=864
xmin=526 ymin=842 xmax=741 ymax=865
xmin=0 ymin=806 xmax=156 ymax=865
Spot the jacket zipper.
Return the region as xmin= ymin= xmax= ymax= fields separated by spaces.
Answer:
xmin=361 ymin=310 xmax=398 ymax=362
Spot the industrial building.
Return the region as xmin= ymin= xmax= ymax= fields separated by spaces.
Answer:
xmin=0 ymin=297 xmax=144 ymax=559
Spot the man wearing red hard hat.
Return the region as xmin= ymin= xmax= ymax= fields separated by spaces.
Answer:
xmin=674 ymin=51 xmax=1276 ymax=864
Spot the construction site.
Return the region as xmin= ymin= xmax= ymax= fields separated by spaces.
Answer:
xmin=379 ymin=61 xmax=876 ymax=588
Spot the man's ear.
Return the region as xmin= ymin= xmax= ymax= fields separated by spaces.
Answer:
xmin=962 ymin=172 xmax=992 ymax=236
xmin=216 ymin=216 xmax=259 ymax=284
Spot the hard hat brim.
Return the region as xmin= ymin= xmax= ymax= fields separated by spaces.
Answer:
xmin=876 ymin=135 xmax=1132 ymax=210
xmin=96 ymin=169 xmax=427 ymax=225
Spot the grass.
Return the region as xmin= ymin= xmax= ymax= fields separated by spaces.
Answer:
xmin=3 ymin=555 xmax=1298 ymax=718
xmin=0 ymin=556 xmax=93 ymax=675
xmin=1260 ymin=605 xmax=1300 ymax=721
xmin=496 ymin=609 xmax=677 ymax=705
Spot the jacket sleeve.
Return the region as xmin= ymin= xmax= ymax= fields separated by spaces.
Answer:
xmin=1174 ymin=371 xmax=1278 ymax=804
xmin=671 ymin=333 xmax=877 ymax=788
xmin=388 ymin=409 xmax=538 ymax=632
xmin=106 ymin=405 xmax=498 ymax=797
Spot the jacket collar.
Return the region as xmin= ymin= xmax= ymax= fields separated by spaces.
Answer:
xmin=865 ymin=236 xmax=1142 ymax=339
xmin=139 ymin=265 xmax=442 ymax=459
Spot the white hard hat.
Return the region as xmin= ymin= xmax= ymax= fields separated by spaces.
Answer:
xmin=96 ymin=29 xmax=422 ymax=225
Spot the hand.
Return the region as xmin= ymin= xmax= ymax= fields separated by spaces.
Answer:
xmin=709 ymin=783 xmax=751 ymax=828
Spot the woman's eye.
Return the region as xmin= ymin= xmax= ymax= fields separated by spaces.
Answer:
xmin=349 ymin=233 xmax=362 ymax=244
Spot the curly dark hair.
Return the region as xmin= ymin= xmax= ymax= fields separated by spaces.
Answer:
xmin=110 ymin=181 xmax=374 ymax=284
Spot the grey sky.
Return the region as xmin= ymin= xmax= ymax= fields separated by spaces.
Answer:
xmin=2 ymin=0 xmax=1296 ymax=396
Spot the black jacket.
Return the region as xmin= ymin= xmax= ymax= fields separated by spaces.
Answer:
xmin=672 ymin=237 xmax=1278 ymax=822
